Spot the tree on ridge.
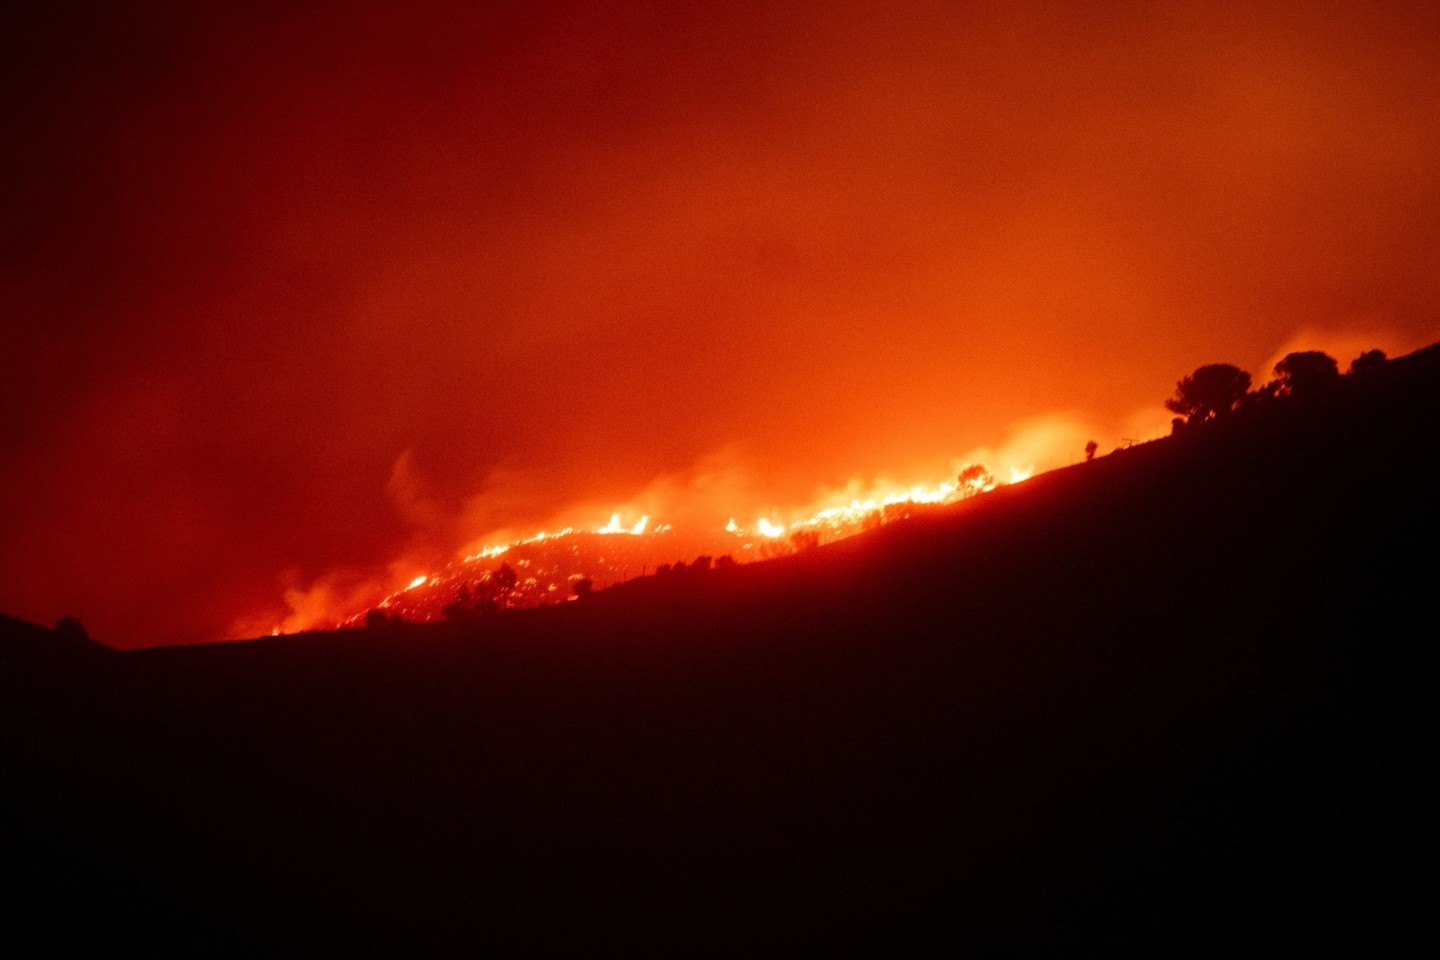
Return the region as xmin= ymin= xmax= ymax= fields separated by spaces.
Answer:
xmin=1348 ymin=349 xmax=1386 ymax=375
xmin=1273 ymin=351 xmax=1339 ymax=397
xmin=1165 ymin=363 xmax=1253 ymax=427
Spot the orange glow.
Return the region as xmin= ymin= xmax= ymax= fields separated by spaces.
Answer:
xmin=11 ymin=3 xmax=1437 ymax=649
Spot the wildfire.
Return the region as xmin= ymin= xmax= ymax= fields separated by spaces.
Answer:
xmin=234 ymin=411 xmax=1150 ymax=640
xmin=287 ymin=458 xmax=1043 ymax=634
xmin=227 ymin=408 xmax=1157 ymax=641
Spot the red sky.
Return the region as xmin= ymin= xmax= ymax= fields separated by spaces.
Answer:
xmin=4 ymin=0 xmax=1439 ymax=647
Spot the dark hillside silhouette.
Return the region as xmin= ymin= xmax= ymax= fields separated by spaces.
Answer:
xmin=1 ymin=612 xmax=111 ymax=664
xmin=4 ymin=343 xmax=1438 ymax=954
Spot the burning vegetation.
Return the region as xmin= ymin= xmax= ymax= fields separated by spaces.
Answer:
xmin=263 ymin=343 xmax=1392 ymax=638
xmin=333 ymin=466 xmax=1017 ymax=630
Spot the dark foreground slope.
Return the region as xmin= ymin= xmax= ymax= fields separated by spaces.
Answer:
xmin=5 ymin=349 xmax=1438 ymax=954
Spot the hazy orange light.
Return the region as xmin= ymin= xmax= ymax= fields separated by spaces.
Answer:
xmin=756 ymin=518 xmax=787 ymax=538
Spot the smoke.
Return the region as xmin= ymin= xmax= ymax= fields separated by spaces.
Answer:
xmin=454 ymin=444 xmax=767 ymax=553
xmin=950 ymin=413 xmax=1099 ymax=479
xmin=229 ymin=567 xmax=388 ymax=639
xmin=386 ymin=450 xmax=449 ymax=532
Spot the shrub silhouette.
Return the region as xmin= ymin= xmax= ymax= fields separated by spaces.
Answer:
xmin=1348 ymin=349 xmax=1387 ymax=375
xmin=572 ymin=578 xmax=593 ymax=599
xmin=442 ymin=582 xmax=500 ymax=621
xmin=1273 ymin=351 xmax=1339 ymax=397
xmin=1084 ymin=440 xmax=1098 ymax=461
xmin=1165 ymin=363 xmax=1252 ymax=426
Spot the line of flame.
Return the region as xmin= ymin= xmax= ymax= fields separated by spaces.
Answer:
xmin=320 ymin=464 xmax=1038 ymax=633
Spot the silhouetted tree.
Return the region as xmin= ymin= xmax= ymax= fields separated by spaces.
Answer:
xmin=490 ymin=563 xmax=518 ymax=605
xmin=957 ymin=464 xmax=994 ymax=496
xmin=1084 ymin=440 xmax=1098 ymax=461
xmin=1348 ymin=349 xmax=1387 ymax=375
xmin=1165 ymin=363 xmax=1252 ymax=426
xmin=363 ymin=609 xmax=391 ymax=629
xmin=714 ymin=554 xmax=737 ymax=569
xmin=442 ymin=582 xmax=499 ymax=621
xmin=572 ymin=578 xmax=593 ymax=599
xmin=691 ymin=555 xmax=713 ymax=572
xmin=1273 ymin=351 xmax=1339 ymax=397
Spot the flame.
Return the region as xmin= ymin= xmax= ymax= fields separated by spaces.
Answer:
xmin=249 ymin=413 xmax=1114 ymax=638
xmin=756 ymin=518 xmax=787 ymax=538
xmin=596 ymin=513 xmax=649 ymax=535
xmin=315 ymin=470 xmax=1022 ymax=630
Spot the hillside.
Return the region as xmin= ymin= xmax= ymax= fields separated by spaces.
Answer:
xmin=4 ymin=346 xmax=1438 ymax=954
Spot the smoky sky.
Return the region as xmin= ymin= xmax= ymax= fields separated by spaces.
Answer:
xmin=4 ymin=0 xmax=1439 ymax=647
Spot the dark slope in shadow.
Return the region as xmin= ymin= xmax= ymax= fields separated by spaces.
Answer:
xmin=4 ymin=345 xmax=1437 ymax=954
